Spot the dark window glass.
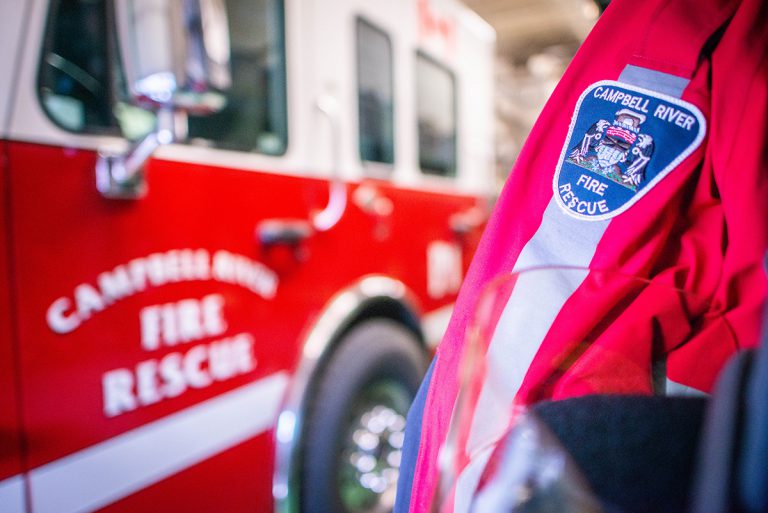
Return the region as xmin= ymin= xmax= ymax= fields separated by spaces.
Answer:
xmin=38 ymin=0 xmax=121 ymax=134
xmin=188 ymin=0 xmax=288 ymax=155
xmin=38 ymin=0 xmax=288 ymax=155
xmin=356 ymin=18 xmax=394 ymax=165
xmin=416 ymin=54 xmax=456 ymax=177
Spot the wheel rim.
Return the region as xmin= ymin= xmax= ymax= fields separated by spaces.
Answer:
xmin=338 ymin=379 xmax=412 ymax=513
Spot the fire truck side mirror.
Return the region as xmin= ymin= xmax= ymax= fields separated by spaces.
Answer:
xmin=97 ymin=0 xmax=232 ymax=200
xmin=115 ymin=0 xmax=232 ymax=114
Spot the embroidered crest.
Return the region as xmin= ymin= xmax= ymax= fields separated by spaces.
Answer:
xmin=553 ymin=81 xmax=706 ymax=220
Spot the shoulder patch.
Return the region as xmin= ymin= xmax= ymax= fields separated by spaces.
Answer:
xmin=553 ymin=81 xmax=705 ymax=221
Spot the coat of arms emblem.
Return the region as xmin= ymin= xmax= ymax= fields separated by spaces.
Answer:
xmin=567 ymin=109 xmax=654 ymax=191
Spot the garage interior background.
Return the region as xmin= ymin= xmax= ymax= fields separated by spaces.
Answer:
xmin=464 ymin=0 xmax=601 ymax=187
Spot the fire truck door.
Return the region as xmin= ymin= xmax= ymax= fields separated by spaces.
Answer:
xmin=5 ymin=1 xmax=304 ymax=512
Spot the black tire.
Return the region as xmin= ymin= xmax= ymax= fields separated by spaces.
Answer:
xmin=300 ymin=319 xmax=427 ymax=513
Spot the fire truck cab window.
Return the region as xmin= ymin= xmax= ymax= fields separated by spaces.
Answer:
xmin=356 ymin=18 xmax=395 ymax=166
xmin=188 ymin=0 xmax=287 ymax=155
xmin=38 ymin=0 xmax=287 ymax=156
xmin=38 ymin=0 xmax=122 ymax=134
xmin=416 ymin=54 xmax=457 ymax=177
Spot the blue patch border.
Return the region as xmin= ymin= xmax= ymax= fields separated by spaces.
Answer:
xmin=552 ymin=80 xmax=706 ymax=221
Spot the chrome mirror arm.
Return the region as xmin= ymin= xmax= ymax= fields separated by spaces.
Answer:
xmin=95 ymin=109 xmax=176 ymax=199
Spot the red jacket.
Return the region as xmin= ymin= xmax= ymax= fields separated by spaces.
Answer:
xmin=395 ymin=1 xmax=768 ymax=511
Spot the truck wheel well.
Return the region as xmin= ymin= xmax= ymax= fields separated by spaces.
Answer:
xmin=309 ymin=297 xmax=425 ymax=383
xmin=335 ymin=298 xmax=424 ymax=348
xmin=302 ymin=296 xmax=426 ymax=439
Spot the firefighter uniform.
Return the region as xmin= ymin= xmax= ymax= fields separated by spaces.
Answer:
xmin=394 ymin=0 xmax=768 ymax=511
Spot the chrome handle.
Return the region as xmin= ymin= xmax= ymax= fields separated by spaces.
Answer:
xmin=256 ymin=95 xmax=347 ymax=254
xmin=312 ymin=95 xmax=347 ymax=231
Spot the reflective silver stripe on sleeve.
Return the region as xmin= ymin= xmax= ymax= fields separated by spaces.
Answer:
xmin=666 ymin=378 xmax=709 ymax=397
xmin=0 ymin=475 xmax=27 ymax=513
xmin=619 ymin=65 xmax=690 ymax=98
xmin=465 ymin=200 xmax=608 ymax=455
xmin=451 ymin=66 xmax=691 ymax=513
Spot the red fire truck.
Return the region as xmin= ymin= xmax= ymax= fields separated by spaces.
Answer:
xmin=0 ymin=0 xmax=495 ymax=512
